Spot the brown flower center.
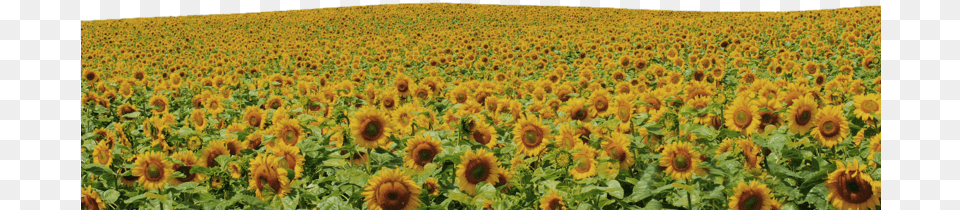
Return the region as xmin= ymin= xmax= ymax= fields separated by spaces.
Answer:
xmin=674 ymin=153 xmax=689 ymax=170
xmin=796 ymin=109 xmax=812 ymax=125
xmin=174 ymin=165 xmax=196 ymax=182
xmin=863 ymin=101 xmax=878 ymax=112
xmin=413 ymin=144 xmax=436 ymax=165
xmin=734 ymin=110 xmax=752 ymax=128
xmin=465 ymin=160 xmax=490 ymax=184
xmin=522 ymin=128 xmax=542 ymax=147
xmin=821 ymin=120 xmax=839 ymax=138
xmin=377 ymin=182 xmax=411 ymax=210
xmin=472 ymin=130 xmax=490 ymax=145
xmin=838 ymin=172 xmax=874 ymax=204
xmin=249 ymin=115 xmax=261 ymax=127
xmin=739 ymin=193 xmax=762 ymax=210
xmin=146 ymin=163 xmax=162 ymax=181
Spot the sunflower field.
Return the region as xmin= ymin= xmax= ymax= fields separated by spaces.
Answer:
xmin=79 ymin=3 xmax=882 ymax=210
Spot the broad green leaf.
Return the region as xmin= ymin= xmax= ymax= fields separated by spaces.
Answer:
xmin=606 ymin=180 xmax=624 ymax=199
xmin=102 ymin=190 xmax=120 ymax=204
xmin=122 ymin=111 xmax=141 ymax=118
xmin=625 ymin=164 xmax=657 ymax=203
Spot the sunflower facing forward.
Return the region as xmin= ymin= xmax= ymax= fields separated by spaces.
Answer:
xmin=570 ymin=143 xmax=598 ymax=180
xmin=826 ymin=160 xmax=881 ymax=210
xmin=513 ymin=113 xmax=553 ymax=157
xmin=247 ymin=153 xmax=291 ymax=200
xmin=659 ymin=141 xmax=703 ymax=181
xmin=350 ymin=106 xmax=396 ymax=150
xmin=456 ymin=149 xmax=502 ymax=195
xmin=728 ymin=180 xmax=774 ymax=210
xmin=363 ymin=168 xmax=422 ymax=210
xmin=811 ymin=105 xmax=850 ymax=148
xmin=786 ymin=94 xmax=818 ymax=134
xmin=601 ymin=132 xmax=635 ymax=170
xmin=724 ymin=94 xmax=761 ymax=135
xmin=403 ymin=133 xmax=443 ymax=171
xmin=132 ymin=151 xmax=172 ymax=191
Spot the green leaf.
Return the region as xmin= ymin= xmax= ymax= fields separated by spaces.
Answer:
xmin=767 ymin=157 xmax=800 ymax=179
xmin=316 ymin=196 xmax=350 ymax=210
xmin=122 ymin=111 xmax=141 ymax=118
xmin=606 ymin=180 xmax=624 ymax=199
xmin=124 ymin=194 xmax=147 ymax=204
xmin=768 ymin=133 xmax=788 ymax=152
xmin=625 ymin=164 xmax=657 ymax=203
xmin=643 ymin=200 xmax=663 ymax=210
xmin=102 ymin=190 xmax=120 ymax=204
xmin=83 ymin=164 xmax=116 ymax=176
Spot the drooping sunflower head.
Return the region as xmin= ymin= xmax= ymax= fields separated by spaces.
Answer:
xmin=826 ymin=160 xmax=880 ymax=210
xmin=247 ymin=153 xmax=291 ymax=200
xmin=601 ymin=132 xmax=635 ymax=170
xmin=456 ymin=149 xmax=501 ymax=195
xmin=513 ymin=113 xmax=552 ymax=157
xmin=132 ymin=151 xmax=172 ymax=191
xmin=350 ymin=106 xmax=395 ymax=150
xmin=362 ymin=168 xmax=422 ymax=210
xmin=812 ymin=105 xmax=850 ymax=149
xmin=728 ymin=180 xmax=774 ymax=210
xmin=117 ymin=103 xmax=139 ymax=121
xmin=403 ymin=133 xmax=443 ymax=171
xmin=659 ymin=141 xmax=702 ymax=181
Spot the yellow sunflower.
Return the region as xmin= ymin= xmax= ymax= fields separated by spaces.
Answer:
xmin=811 ymin=105 xmax=850 ymax=148
xmin=116 ymin=103 xmax=138 ymax=121
xmin=131 ymin=151 xmax=172 ymax=191
xmin=248 ymin=153 xmax=291 ymax=200
xmin=540 ymin=190 xmax=568 ymax=210
xmin=493 ymin=167 xmax=515 ymax=190
xmin=392 ymin=103 xmax=418 ymax=136
xmin=169 ymin=151 xmax=204 ymax=186
xmin=403 ymin=133 xmax=443 ymax=172
xmin=560 ymin=98 xmax=595 ymax=123
xmin=786 ymin=94 xmax=818 ymax=134
xmin=826 ymin=160 xmax=881 ymax=210
xmin=554 ymin=123 xmax=582 ymax=150
xmin=852 ymin=93 xmax=880 ymax=121
xmin=737 ymin=138 xmax=762 ymax=170
xmin=570 ymin=143 xmax=598 ymax=180
xmin=227 ymin=162 xmax=243 ymax=179
xmin=588 ymin=90 xmax=613 ymax=117
xmin=189 ymin=108 xmax=207 ymax=132
xmin=659 ymin=141 xmax=703 ymax=181
xmin=91 ymin=140 xmax=112 ymax=166
xmin=468 ymin=119 xmax=498 ymax=148
xmin=270 ymin=117 xmax=305 ymax=147
xmin=716 ymin=138 xmax=741 ymax=157
xmin=350 ymin=106 xmax=395 ymax=149
xmin=271 ymin=142 xmax=305 ymax=179
xmin=265 ymin=95 xmax=285 ymax=110
xmin=147 ymin=94 xmax=169 ymax=115
xmin=242 ymin=106 xmax=268 ymax=129
xmin=724 ymin=94 xmax=761 ymax=135
xmin=81 ymin=186 xmax=106 ymax=210
xmin=200 ymin=140 xmax=230 ymax=168
xmin=601 ymin=132 xmax=636 ymax=170
xmin=456 ymin=149 xmax=502 ymax=195
xmin=728 ymin=180 xmax=774 ymax=210
xmin=423 ymin=178 xmax=440 ymax=196
xmin=362 ymin=168 xmax=422 ymax=210
xmin=756 ymin=96 xmax=783 ymax=132
xmin=513 ymin=113 xmax=553 ymax=157
xmin=394 ymin=73 xmax=413 ymax=97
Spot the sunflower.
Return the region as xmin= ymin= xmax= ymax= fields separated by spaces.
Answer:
xmin=659 ymin=141 xmax=703 ymax=181
xmin=91 ymin=140 xmax=112 ymax=166
xmin=116 ymin=103 xmax=138 ymax=121
xmin=465 ymin=119 xmax=496 ymax=148
xmin=560 ymin=98 xmax=595 ymax=122
xmin=737 ymin=138 xmax=762 ymax=170
xmin=380 ymin=90 xmax=400 ymax=110
xmin=189 ymin=108 xmax=207 ymax=132
xmin=205 ymin=95 xmax=226 ymax=115
xmin=456 ymin=149 xmax=502 ymax=195
xmin=724 ymin=94 xmax=761 ymax=135
xmin=83 ymin=70 xmax=100 ymax=83
xmin=554 ymin=123 xmax=581 ymax=150
xmin=247 ymin=153 xmax=291 ymax=200
xmin=588 ymin=90 xmax=613 ymax=117
xmin=728 ymin=180 xmax=774 ymax=210
xmin=403 ymin=133 xmax=443 ymax=171
xmin=513 ymin=113 xmax=553 ymax=157
xmin=271 ymin=142 xmax=305 ymax=179
xmin=394 ymin=73 xmax=413 ymax=97
xmin=169 ymin=151 xmax=204 ymax=186
xmin=392 ymin=103 xmax=418 ymax=136
xmin=132 ymin=151 xmax=172 ymax=190
xmin=81 ymin=186 xmax=106 ymax=210
xmin=118 ymin=82 xmax=134 ymax=98
xmin=148 ymin=94 xmax=170 ymax=115
xmin=350 ymin=106 xmax=395 ymax=149
xmin=811 ymin=105 xmax=850 ymax=148
xmin=826 ymin=160 xmax=881 ymax=210
xmin=601 ymin=132 xmax=635 ymax=170
xmin=716 ymin=138 xmax=741 ymax=157
xmin=493 ymin=166 xmax=515 ymax=190
xmin=362 ymin=168 xmax=422 ymax=210
xmin=228 ymin=162 xmax=243 ymax=179
xmin=224 ymin=135 xmax=246 ymax=155
xmin=756 ymin=97 xmax=783 ymax=132
xmin=243 ymin=130 xmax=264 ymax=150
xmin=268 ymin=117 xmax=304 ymax=147
xmin=540 ymin=190 xmax=568 ymax=210
xmin=200 ymin=140 xmax=230 ymax=168
xmin=868 ymin=133 xmax=881 ymax=165
xmin=240 ymin=106 xmax=268 ymax=129
xmin=786 ymin=94 xmax=818 ymax=134
xmin=449 ymin=85 xmax=471 ymax=104
xmin=852 ymin=93 xmax=880 ymax=121
xmin=423 ymin=178 xmax=440 ymax=196
xmin=265 ymin=95 xmax=285 ymax=110
xmin=570 ymin=143 xmax=598 ymax=180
